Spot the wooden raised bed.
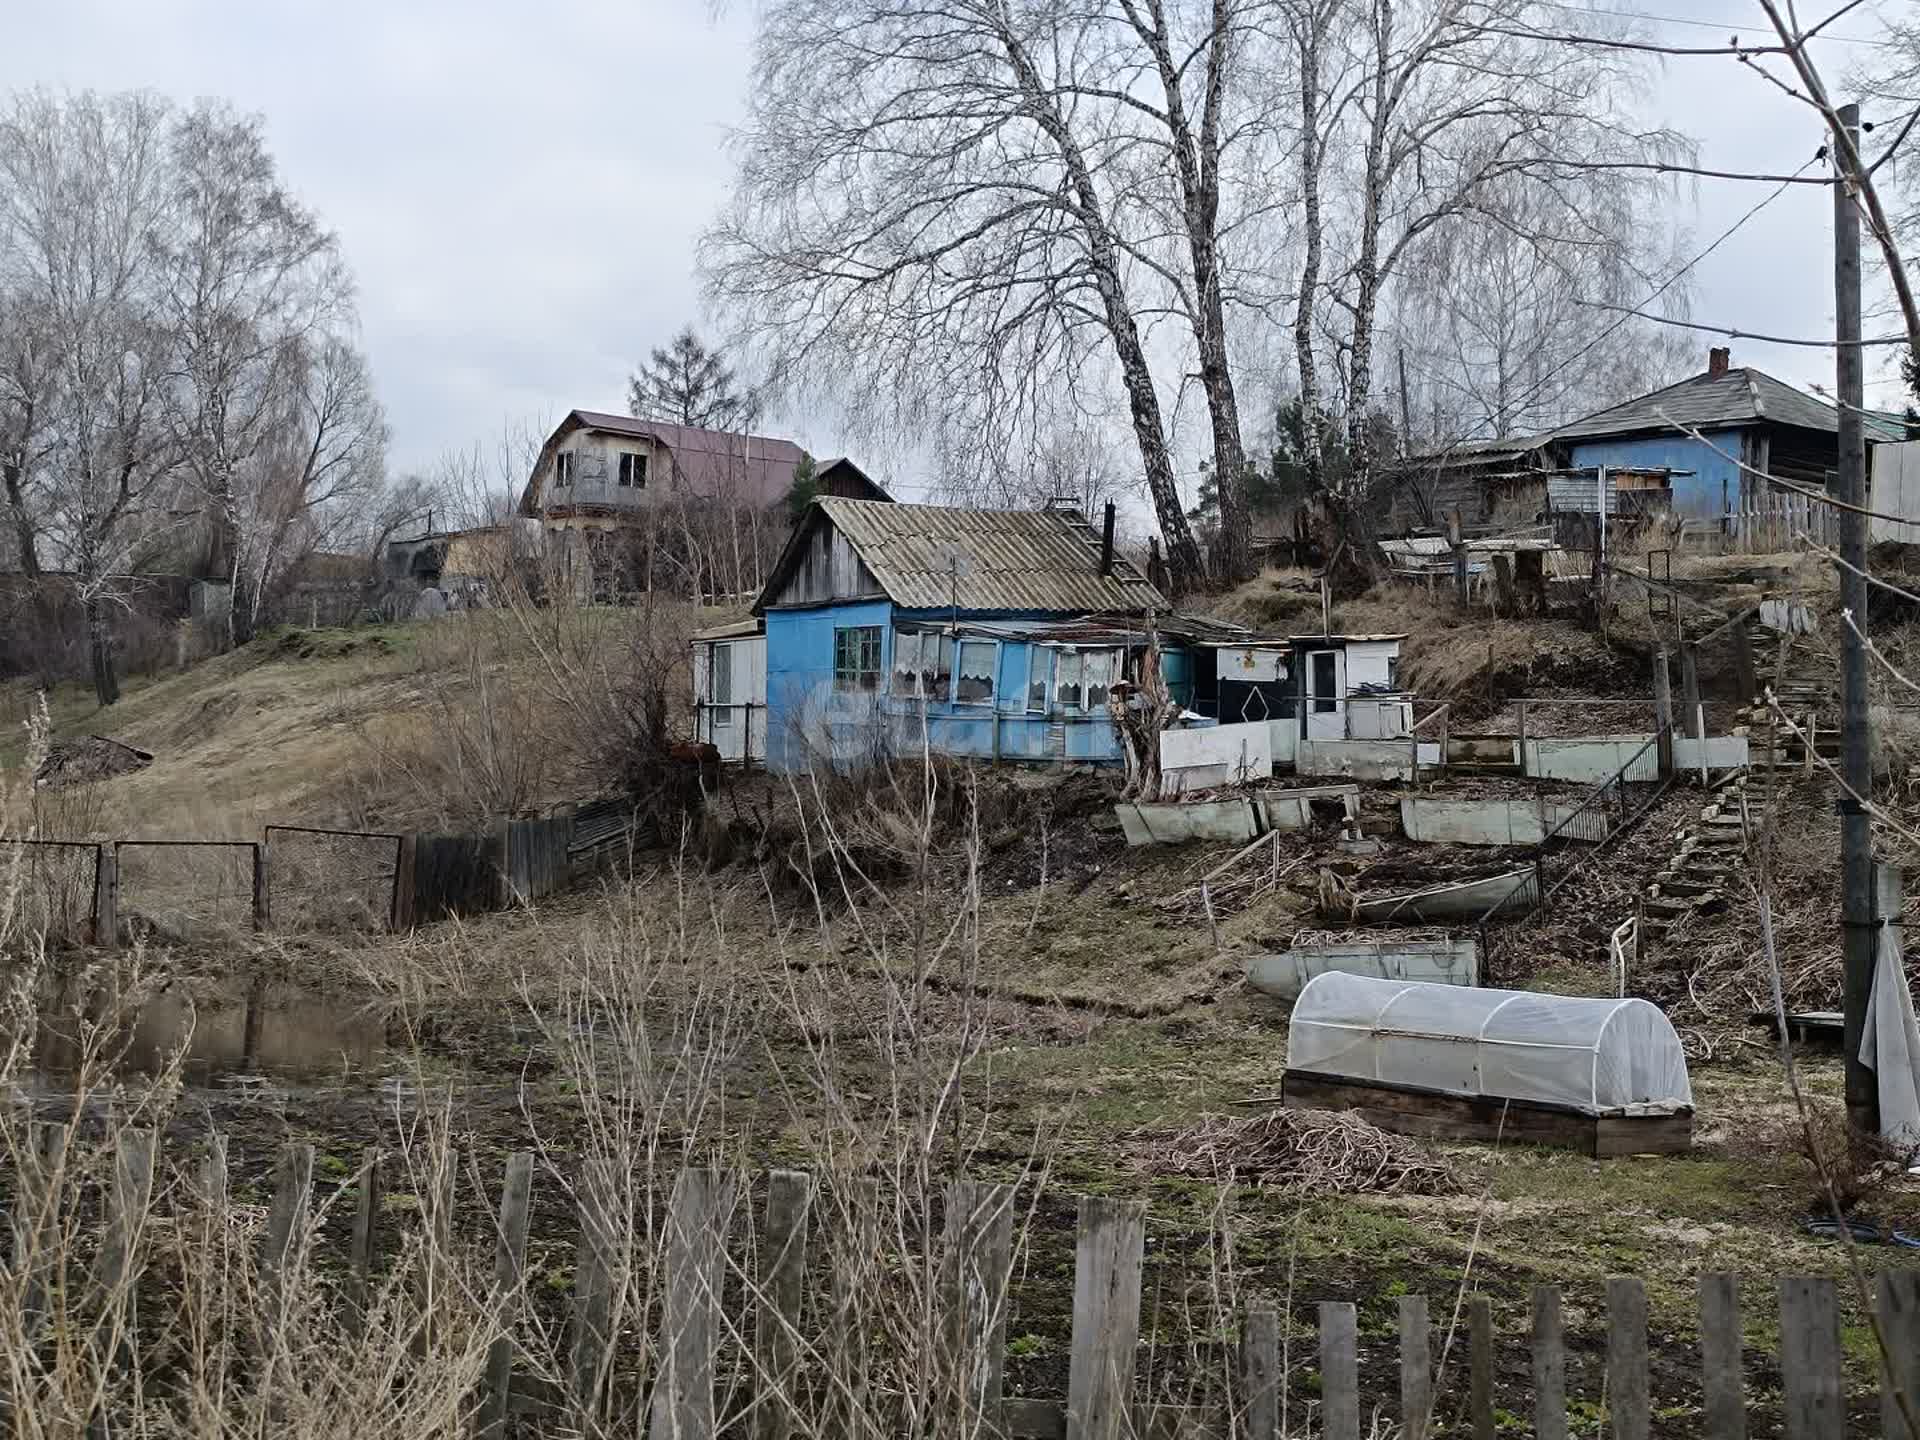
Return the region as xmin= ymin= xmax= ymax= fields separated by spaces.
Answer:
xmin=1280 ymin=1069 xmax=1693 ymax=1158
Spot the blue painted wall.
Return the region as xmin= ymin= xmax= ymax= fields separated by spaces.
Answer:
xmin=1566 ymin=430 xmax=1750 ymax=518
xmin=764 ymin=602 xmax=1164 ymax=770
xmin=765 ymin=598 xmax=895 ymax=772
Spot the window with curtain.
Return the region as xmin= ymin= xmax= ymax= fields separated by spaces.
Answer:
xmin=1027 ymin=647 xmax=1050 ymax=711
xmin=1084 ymin=649 xmax=1115 ymax=710
xmin=892 ymin=631 xmax=921 ymax=697
xmin=833 ymin=626 xmax=883 ymax=692
xmin=1056 ymin=651 xmax=1083 ymax=709
xmin=955 ymin=640 xmax=997 ymax=704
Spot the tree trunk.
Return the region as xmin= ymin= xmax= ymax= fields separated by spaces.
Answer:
xmin=995 ymin=19 xmax=1207 ymax=593
xmin=1293 ymin=6 xmax=1328 ymax=495
xmin=3 ymin=454 xmax=60 ymax=689
xmin=1138 ymin=0 xmax=1252 ymax=583
xmin=86 ymin=594 xmax=120 ymax=707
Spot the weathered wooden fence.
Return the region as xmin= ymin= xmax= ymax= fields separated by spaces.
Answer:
xmin=16 ymin=1135 xmax=1920 ymax=1440
xmin=11 ymin=800 xmax=638 ymax=946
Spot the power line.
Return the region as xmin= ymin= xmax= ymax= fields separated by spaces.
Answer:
xmin=1573 ymin=299 xmax=1912 ymax=346
xmin=1420 ymin=159 xmax=1814 ymax=452
xmin=1531 ymin=0 xmax=1891 ymax=48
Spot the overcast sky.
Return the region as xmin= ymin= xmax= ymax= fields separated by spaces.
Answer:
xmin=1 ymin=0 xmax=1907 ymax=497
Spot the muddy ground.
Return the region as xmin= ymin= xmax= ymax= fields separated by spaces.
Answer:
xmin=18 ymin=763 xmax=1916 ymax=1438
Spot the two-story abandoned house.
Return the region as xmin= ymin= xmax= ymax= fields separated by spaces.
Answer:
xmin=518 ymin=409 xmax=889 ymax=598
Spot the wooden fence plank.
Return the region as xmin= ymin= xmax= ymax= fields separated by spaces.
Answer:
xmin=649 ymin=1168 xmax=735 ymax=1440
xmin=262 ymin=1142 xmax=314 ymax=1277
xmin=567 ymin=1176 xmax=616 ymax=1431
xmin=1607 ymin=1276 xmax=1650 ymax=1440
xmin=754 ymin=1169 xmax=813 ymax=1440
xmin=1700 ymin=1272 xmax=1745 ymax=1440
xmin=944 ymin=1178 xmax=1016 ymax=1434
xmin=1879 ymin=1270 xmax=1920 ymax=1440
xmin=1780 ymin=1275 xmax=1842 ymax=1440
xmin=1532 ymin=1286 xmax=1566 ymax=1440
xmin=1469 ymin=1296 xmax=1495 ymax=1440
xmin=13 ymin=1122 xmax=67 ymax=1330
xmin=346 ymin=1145 xmax=382 ymax=1338
xmin=1320 ymin=1301 xmax=1360 ymax=1440
xmin=1400 ymin=1295 xmax=1432 ymax=1440
xmin=478 ymin=1151 xmax=535 ymax=1440
xmin=1242 ymin=1308 xmax=1280 ymax=1440
xmin=1065 ymin=1195 xmax=1146 ymax=1440
xmin=95 ymin=1128 xmax=156 ymax=1300
xmin=419 ymin=1148 xmax=458 ymax=1353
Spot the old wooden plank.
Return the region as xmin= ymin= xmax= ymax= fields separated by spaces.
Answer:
xmin=418 ymin=1149 xmax=458 ymax=1352
xmin=478 ymin=1151 xmax=535 ymax=1440
xmin=1320 ymin=1301 xmax=1360 ymax=1440
xmin=1879 ymin=1270 xmax=1920 ymax=1440
xmin=93 ymin=843 xmax=118 ymax=948
xmin=567 ymin=1176 xmax=616 ymax=1428
xmin=1281 ymin=1070 xmax=1692 ymax=1155
xmin=1400 ymin=1295 xmax=1432 ymax=1440
xmin=1532 ymin=1285 xmax=1567 ymax=1440
xmin=1003 ymin=1398 xmax=1224 ymax=1440
xmin=1780 ymin=1276 xmax=1842 ymax=1440
xmin=95 ymin=1128 xmax=156 ymax=1301
xmin=649 ymin=1168 xmax=735 ymax=1440
xmin=262 ymin=1142 xmax=314 ymax=1277
xmin=1699 ymin=1272 xmax=1745 ymax=1440
xmin=1243 ymin=1307 xmax=1280 ymax=1440
xmin=754 ymin=1169 xmax=813 ymax=1440
xmin=1065 ymin=1195 xmax=1146 ymax=1440
xmin=14 ymin=1122 xmax=67 ymax=1329
xmin=346 ymin=1145 xmax=382 ymax=1338
xmin=253 ymin=840 xmax=271 ymax=930
xmin=943 ymin=1178 xmax=1016 ymax=1434
xmin=1607 ymin=1276 xmax=1650 ymax=1440
xmin=1469 ymin=1296 xmax=1495 ymax=1440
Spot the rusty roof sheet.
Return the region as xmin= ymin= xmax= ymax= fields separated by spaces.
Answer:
xmin=796 ymin=498 xmax=1168 ymax=614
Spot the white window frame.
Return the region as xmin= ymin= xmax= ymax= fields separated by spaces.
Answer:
xmin=953 ymin=639 xmax=998 ymax=707
xmin=554 ymin=451 xmax=574 ymax=488
xmin=710 ymin=642 xmax=733 ymax=727
xmin=618 ymin=451 xmax=648 ymax=488
xmin=1026 ymin=646 xmax=1051 ymax=713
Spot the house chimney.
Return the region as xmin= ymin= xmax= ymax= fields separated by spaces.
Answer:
xmin=1708 ymin=345 xmax=1731 ymax=377
xmin=1100 ymin=501 xmax=1116 ymax=576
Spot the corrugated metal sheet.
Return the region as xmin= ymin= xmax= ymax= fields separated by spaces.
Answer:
xmin=1551 ymin=368 xmax=1908 ymax=444
xmin=774 ymin=498 xmax=1168 ymax=614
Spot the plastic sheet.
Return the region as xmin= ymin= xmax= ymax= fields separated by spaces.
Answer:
xmin=1288 ymin=972 xmax=1693 ymax=1114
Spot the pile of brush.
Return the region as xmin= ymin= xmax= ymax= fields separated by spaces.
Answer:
xmin=1138 ymin=1107 xmax=1458 ymax=1196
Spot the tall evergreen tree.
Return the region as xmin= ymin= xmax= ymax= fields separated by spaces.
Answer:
xmin=628 ymin=326 xmax=755 ymax=430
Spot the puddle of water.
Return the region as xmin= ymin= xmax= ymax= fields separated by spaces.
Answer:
xmin=34 ymin=984 xmax=388 ymax=1085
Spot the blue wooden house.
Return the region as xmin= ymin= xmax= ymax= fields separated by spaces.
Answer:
xmin=1395 ymin=348 xmax=1910 ymax=546
xmin=739 ymin=497 xmax=1233 ymax=771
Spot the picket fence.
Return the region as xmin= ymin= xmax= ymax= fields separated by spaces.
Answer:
xmin=15 ymin=1131 xmax=1920 ymax=1440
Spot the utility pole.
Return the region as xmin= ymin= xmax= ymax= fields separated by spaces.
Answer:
xmin=1835 ymin=101 xmax=1878 ymax=1139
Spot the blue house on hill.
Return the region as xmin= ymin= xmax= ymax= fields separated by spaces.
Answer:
xmin=1396 ymin=347 xmax=1910 ymax=545
xmin=744 ymin=497 xmax=1225 ymax=771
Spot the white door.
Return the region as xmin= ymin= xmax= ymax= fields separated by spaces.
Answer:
xmin=707 ymin=642 xmax=745 ymax=762
xmin=1304 ymin=648 xmax=1345 ymax=741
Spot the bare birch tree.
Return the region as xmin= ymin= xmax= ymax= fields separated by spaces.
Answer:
xmin=0 ymin=91 xmax=184 ymax=704
xmin=706 ymin=0 xmax=1210 ymax=590
xmin=156 ymin=99 xmax=348 ymax=645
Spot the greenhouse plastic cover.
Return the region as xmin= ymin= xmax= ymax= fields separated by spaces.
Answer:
xmin=1288 ymin=972 xmax=1693 ymax=1114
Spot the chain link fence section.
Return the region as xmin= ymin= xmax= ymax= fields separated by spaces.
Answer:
xmin=115 ymin=841 xmax=258 ymax=941
xmin=1 ymin=839 xmax=101 ymax=945
xmin=263 ymin=826 xmax=401 ymax=932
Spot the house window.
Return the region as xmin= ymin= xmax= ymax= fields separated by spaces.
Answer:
xmin=893 ymin=630 xmax=952 ymax=699
xmin=619 ymin=452 xmax=648 ymax=488
xmin=710 ymin=642 xmax=733 ymax=727
xmin=1027 ymin=647 xmax=1051 ymax=711
xmin=554 ymin=451 xmax=574 ymax=488
xmin=955 ymin=640 xmax=997 ymax=705
xmin=1056 ymin=650 xmax=1083 ymax=709
xmin=1084 ymin=650 xmax=1115 ymax=710
xmin=833 ymin=625 xmax=883 ymax=692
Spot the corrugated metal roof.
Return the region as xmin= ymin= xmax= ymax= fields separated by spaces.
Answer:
xmin=1552 ymin=367 xmax=1908 ymax=444
xmin=690 ymin=618 xmax=764 ymax=642
xmin=789 ymin=498 xmax=1168 ymax=614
